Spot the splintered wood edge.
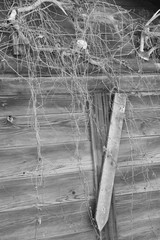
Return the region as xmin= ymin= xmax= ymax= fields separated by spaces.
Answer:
xmin=95 ymin=93 xmax=127 ymax=231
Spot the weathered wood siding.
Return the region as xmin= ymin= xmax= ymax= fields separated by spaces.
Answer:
xmin=115 ymin=93 xmax=160 ymax=240
xmin=0 ymin=76 xmax=97 ymax=240
xmin=1 ymin=74 xmax=160 ymax=240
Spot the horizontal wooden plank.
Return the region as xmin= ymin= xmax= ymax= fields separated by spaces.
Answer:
xmin=127 ymin=95 xmax=160 ymax=110
xmin=115 ymin=163 xmax=160 ymax=195
xmin=1 ymin=52 xmax=160 ymax=76
xmin=113 ymin=59 xmax=160 ymax=75
xmin=115 ymin=191 xmax=160 ymax=240
xmin=0 ymin=94 xmax=82 ymax=116
xmin=117 ymin=216 xmax=160 ymax=240
xmin=0 ymin=112 xmax=87 ymax=128
xmin=115 ymin=191 xmax=160 ymax=222
xmin=126 ymin=108 xmax=160 ymax=120
xmin=0 ymin=75 xmax=111 ymax=95
xmin=0 ymin=141 xmax=92 ymax=179
xmin=42 ymin=230 xmax=97 ymax=240
xmin=1 ymin=74 xmax=160 ymax=94
xmin=122 ymin=95 xmax=160 ymax=137
xmin=122 ymin=109 xmax=160 ymax=138
xmin=117 ymin=74 xmax=160 ymax=92
xmin=0 ymin=200 xmax=96 ymax=240
xmin=0 ymin=170 xmax=94 ymax=211
xmin=118 ymin=136 xmax=160 ymax=167
xmin=0 ymin=113 xmax=88 ymax=148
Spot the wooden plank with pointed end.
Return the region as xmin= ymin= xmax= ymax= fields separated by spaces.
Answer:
xmin=95 ymin=93 xmax=126 ymax=231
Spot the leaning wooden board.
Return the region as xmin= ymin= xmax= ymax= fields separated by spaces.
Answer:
xmin=96 ymin=93 xmax=126 ymax=231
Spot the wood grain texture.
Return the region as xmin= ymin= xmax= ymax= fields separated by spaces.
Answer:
xmin=127 ymin=95 xmax=160 ymax=110
xmin=114 ymin=93 xmax=160 ymax=240
xmin=96 ymin=93 xmax=126 ymax=231
xmin=0 ymin=78 xmax=95 ymax=240
xmin=115 ymin=163 xmax=160 ymax=195
xmin=90 ymin=92 xmax=118 ymax=240
xmin=121 ymin=94 xmax=160 ymax=138
xmin=0 ymin=170 xmax=94 ymax=211
xmin=1 ymin=74 xmax=160 ymax=94
xmin=0 ymin=200 xmax=96 ymax=240
xmin=1 ymin=54 xmax=160 ymax=76
xmin=117 ymin=74 xmax=160 ymax=92
xmin=90 ymin=92 xmax=110 ymax=197
xmin=0 ymin=141 xmax=92 ymax=179
xmin=122 ymin=109 xmax=160 ymax=137
xmin=115 ymin=191 xmax=160 ymax=240
xmin=112 ymin=59 xmax=160 ymax=75
xmin=91 ymin=92 xmax=110 ymax=186
xmin=118 ymin=136 xmax=160 ymax=166
xmin=41 ymin=230 xmax=97 ymax=240
xmin=0 ymin=76 xmax=110 ymax=95
xmin=0 ymin=94 xmax=82 ymax=116
xmin=0 ymin=113 xmax=88 ymax=148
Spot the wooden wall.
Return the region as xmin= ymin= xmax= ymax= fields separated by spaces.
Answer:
xmin=1 ymin=74 xmax=160 ymax=240
xmin=115 ymin=93 xmax=160 ymax=240
xmin=0 ymin=76 xmax=97 ymax=240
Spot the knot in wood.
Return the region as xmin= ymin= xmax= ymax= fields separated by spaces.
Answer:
xmin=7 ymin=115 xmax=14 ymax=123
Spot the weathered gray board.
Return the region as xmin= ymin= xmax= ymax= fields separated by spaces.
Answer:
xmin=96 ymin=93 xmax=126 ymax=231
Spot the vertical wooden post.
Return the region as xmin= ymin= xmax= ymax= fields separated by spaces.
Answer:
xmin=90 ymin=92 xmax=110 ymax=195
xmin=89 ymin=92 xmax=110 ymax=240
xmin=96 ymin=93 xmax=126 ymax=231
